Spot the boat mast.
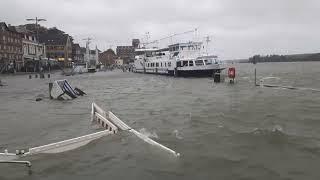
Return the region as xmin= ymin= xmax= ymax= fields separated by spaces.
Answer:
xmin=205 ymin=36 xmax=211 ymax=56
xmin=83 ymin=38 xmax=92 ymax=66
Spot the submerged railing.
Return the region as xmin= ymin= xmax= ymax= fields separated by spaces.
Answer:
xmin=0 ymin=102 xmax=179 ymax=171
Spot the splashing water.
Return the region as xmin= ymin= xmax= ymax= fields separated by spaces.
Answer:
xmin=260 ymin=76 xmax=281 ymax=86
xmin=139 ymin=128 xmax=159 ymax=139
xmin=173 ymin=130 xmax=183 ymax=140
xmin=272 ymin=125 xmax=284 ymax=133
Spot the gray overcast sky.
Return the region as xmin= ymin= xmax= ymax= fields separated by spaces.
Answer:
xmin=1 ymin=0 xmax=319 ymax=60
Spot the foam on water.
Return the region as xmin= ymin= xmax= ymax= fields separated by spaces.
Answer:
xmin=139 ymin=128 xmax=159 ymax=139
xmin=172 ymin=130 xmax=183 ymax=140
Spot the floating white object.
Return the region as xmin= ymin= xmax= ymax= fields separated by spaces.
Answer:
xmin=0 ymin=130 xmax=113 ymax=161
xmin=0 ymin=102 xmax=179 ymax=162
xmin=0 ymin=152 xmax=19 ymax=161
xmin=50 ymin=80 xmax=85 ymax=100
xmin=91 ymin=103 xmax=180 ymax=157
xmin=28 ymin=130 xmax=112 ymax=154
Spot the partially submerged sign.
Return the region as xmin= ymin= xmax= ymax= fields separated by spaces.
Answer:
xmin=49 ymin=80 xmax=86 ymax=100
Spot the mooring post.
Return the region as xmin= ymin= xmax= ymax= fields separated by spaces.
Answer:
xmin=49 ymin=82 xmax=53 ymax=99
xmin=254 ymin=68 xmax=257 ymax=86
xmin=174 ymin=67 xmax=178 ymax=77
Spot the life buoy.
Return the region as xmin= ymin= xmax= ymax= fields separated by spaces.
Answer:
xmin=228 ymin=67 xmax=236 ymax=79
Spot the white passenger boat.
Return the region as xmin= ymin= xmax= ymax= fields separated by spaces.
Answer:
xmin=133 ymin=37 xmax=224 ymax=77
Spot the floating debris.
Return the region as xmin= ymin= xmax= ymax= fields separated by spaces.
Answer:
xmin=49 ymin=80 xmax=86 ymax=100
xmin=0 ymin=102 xmax=179 ymax=169
xmin=35 ymin=98 xmax=42 ymax=102
xmin=0 ymin=79 xmax=6 ymax=86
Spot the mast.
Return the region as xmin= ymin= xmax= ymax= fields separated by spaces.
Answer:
xmin=83 ymin=38 xmax=92 ymax=64
xmin=205 ymin=36 xmax=211 ymax=56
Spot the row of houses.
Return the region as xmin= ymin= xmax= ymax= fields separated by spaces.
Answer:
xmin=1 ymin=21 xmax=141 ymax=73
xmin=0 ymin=22 xmax=90 ymax=73
xmin=99 ymin=39 xmax=140 ymax=66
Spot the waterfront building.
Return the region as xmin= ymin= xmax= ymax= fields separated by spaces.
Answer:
xmin=116 ymin=46 xmax=134 ymax=64
xmin=132 ymin=39 xmax=140 ymax=48
xmin=99 ymin=49 xmax=116 ymax=66
xmin=39 ymin=27 xmax=73 ymax=67
xmin=72 ymin=43 xmax=84 ymax=63
xmin=0 ymin=22 xmax=23 ymax=73
xmin=15 ymin=25 xmax=46 ymax=72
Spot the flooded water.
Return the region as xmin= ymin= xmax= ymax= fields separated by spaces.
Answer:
xmin=1 ymin=62 xmax=320 ymax=180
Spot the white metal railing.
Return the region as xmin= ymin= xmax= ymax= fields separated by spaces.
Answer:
xmin=0 ymin=102 xmax=180 ymax=170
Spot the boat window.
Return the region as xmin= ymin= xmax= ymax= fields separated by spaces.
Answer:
xmin=177 ymin=61 xmax=182 ymax=67
xmin=168 ymin=62 xmax=171 ymax=67
xmin=204 ymin=59 xmax=212 ymax=65
xmin=161 ymin=62 xmax=162 ymax=67
xmin=189 ymin=61 xmax=194 ymax=66
xmin=183 ymin=61 xmax=188 ymax=67
xmin=165 ymin=62 xmax=167 ymax=67
xmin=195 ymin=60 xmax=204 ymax=66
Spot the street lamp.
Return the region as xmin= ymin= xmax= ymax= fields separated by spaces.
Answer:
xmin=26 ymin=17 xmax=46 ymax=43
xmin=26 ymin=17 xmax=46 ymax=73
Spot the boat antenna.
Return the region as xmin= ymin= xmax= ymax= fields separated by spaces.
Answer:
xmin=83 ymin=38 xmax=92 ymax=63
xmin=205 ymin=35 xmax=211 ymax=55
xmin=143 ymin=27 xmax=199 ymax=47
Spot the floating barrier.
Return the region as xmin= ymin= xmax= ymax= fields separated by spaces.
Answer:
xmin=257 ymin=83 xmax=320 ymax=92
xmin=254 ymin=69 xmax=320 ymax=92
xmin=0 ymin=102 xmax=179 ymax=169
xmin=91 ymin=103 xmax=180 ymax=157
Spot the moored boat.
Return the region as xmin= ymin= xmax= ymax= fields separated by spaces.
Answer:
xmin=133 ymin=34 xmax=224 ymax=77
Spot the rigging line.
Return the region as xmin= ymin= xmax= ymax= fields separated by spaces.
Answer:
xmin=146 ymin=27 xmax=199 ymax=45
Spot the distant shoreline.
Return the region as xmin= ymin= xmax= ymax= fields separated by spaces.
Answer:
xmin=227 ymin=52 xmax=320 ymax=63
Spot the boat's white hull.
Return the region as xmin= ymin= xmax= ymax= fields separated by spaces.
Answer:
xmin=133 ymin=63 xmax=223 ymax=77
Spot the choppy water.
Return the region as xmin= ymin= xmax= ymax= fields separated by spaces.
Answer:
xmin=1 ymin=62 xmax=320 ymax=180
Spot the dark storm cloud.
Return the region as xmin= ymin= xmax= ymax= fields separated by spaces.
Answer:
xmin=1 ymin=0 xmax=319 ymax=59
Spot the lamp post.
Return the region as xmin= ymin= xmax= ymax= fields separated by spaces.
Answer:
xmin=26 ymin=17 xmax=46 ymax=43
xmin=26 ymin=17 xmax=46 ymax=73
